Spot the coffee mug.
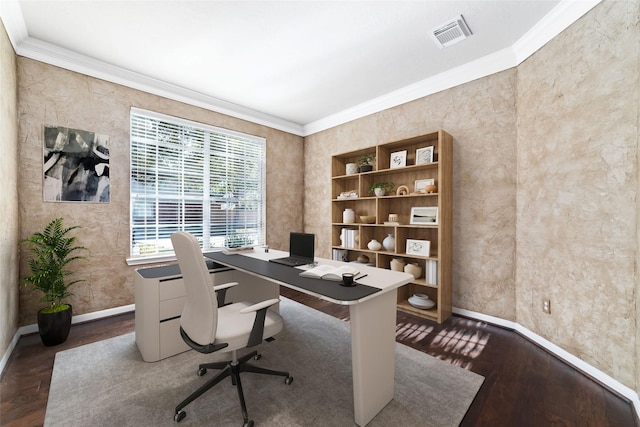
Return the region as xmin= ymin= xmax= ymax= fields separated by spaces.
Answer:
xmin=342 ymin=273 xmax=355 ymax=286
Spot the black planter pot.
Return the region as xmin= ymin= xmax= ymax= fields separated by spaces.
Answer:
xmin=37 ymin=304 xmax=72 ymax=346
xmin=360 ymin=164 xmax=373 ymax=173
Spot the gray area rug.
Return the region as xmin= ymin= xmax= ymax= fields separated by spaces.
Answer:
xmin=45 ymin=297 xmax=483 ymax=426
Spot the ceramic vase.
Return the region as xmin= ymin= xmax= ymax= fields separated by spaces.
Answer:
xmin=390 ymin=258 xmax=405 ymax=271
xmin=367 ymin=239 xmax=382 ymax=251
xmin=382 ymin=233 xmax=395 ymax=251
xmin=343 ymin=208 xmax=355 ymax=224
xmin=374 ymin=188 xmax=385 ymax=197
xmin=346 ymin=163 xmax=358 ymax=175
xmin=404 ymin=263 xmax=422 ymax=279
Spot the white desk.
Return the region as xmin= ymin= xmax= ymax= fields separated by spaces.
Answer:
xmin=205 ymin=248 xmax=413 ymax=426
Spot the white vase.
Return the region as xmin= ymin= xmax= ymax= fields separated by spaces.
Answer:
xmin=346 ymin=163 xmax=358 ymax=175
xmin=374 ymin=187 xmax=385 ymax=197
xmin=382 ymin=233 xmax=395 ymax=251
xmin=367 ymin=239 xmax=382 ymax=251
xmin=343 ymin=208 xmax=355 ymax=224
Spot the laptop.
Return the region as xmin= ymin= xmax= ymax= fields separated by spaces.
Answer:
xmin=269 ymin=232 xmax=315 ymax=267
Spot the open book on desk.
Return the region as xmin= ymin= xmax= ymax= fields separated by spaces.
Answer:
xmin=299 ymin=264 xmax=359 ymax=281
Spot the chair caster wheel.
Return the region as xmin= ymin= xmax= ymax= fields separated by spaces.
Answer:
xmin=243 ymin=419 xmax=254 ymax=427
xmin=254 ymin=353 xmax=261 ymax=361
xmin=197 ymin=367 xmax=207 ymax=376
xmin=174 ymin=410 xmax=186 ymax=422
xmin=285 ymin=376 xmax=293 ymax=385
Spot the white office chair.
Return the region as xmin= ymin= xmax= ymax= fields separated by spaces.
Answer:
xmin=171 ymin=232 xmax=293 ymax=427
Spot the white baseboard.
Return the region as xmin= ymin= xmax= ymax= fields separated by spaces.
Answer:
xmin=70 ymin=304 xmax=135 ymax=325
xmin=0 ymin=304 xmax=135 ymax=376
xmin=0 ymin=330 xmax=22 ymax=377
xmin=453 ymin=307 xmax=640 ymax=421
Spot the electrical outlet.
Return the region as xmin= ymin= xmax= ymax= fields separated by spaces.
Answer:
xmin=543 ymin=299 xmax=551 ymax=314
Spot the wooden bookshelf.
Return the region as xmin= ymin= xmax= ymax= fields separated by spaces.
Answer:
xmin=330 ymin=130 xmax=452 ymax=323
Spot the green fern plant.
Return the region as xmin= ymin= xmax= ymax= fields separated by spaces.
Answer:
xmin=22 ymin=218 xmax=87 ymax=313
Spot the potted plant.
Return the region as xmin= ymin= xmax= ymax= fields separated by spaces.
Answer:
xmin=358 ymin=154 xmax=375 ymax=173
xmin=22 ymin=218 xmax=87 ymax=346
xmin=369 ymin=182 xmax=395 ymax=197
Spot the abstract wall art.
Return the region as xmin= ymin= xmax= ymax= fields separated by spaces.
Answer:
xmin=43 ymin=125 xmax=110 ymax=203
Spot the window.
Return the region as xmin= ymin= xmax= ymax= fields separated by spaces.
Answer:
xmin=129 ymin=108 xmax=266 ymax=261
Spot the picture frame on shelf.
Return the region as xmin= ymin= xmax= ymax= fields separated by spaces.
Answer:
xmin=406 ymin=239 xmax=430 ymax=256
xmin=414 ymin=178 xmax=435 ymax=193
xmin=416 ymin=146 xmax=434 ymax=165
xmin=410 ymin=206 xmax=438 ymax=225
xmin=390 ymin=150 xmax=407 ymax=168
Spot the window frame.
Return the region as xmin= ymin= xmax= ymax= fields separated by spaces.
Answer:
xmin=127 ymin=107 xmax=266 ymax=265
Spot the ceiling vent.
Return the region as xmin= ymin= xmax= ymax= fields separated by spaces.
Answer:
xmin=430 ymin=15 xmax=472 ymax=48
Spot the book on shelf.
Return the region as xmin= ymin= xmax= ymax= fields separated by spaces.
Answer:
xmin=426 ymin=260 xmax=438 ymax=286
xmin=383 ymin=221 xmax=402 ymax=225
xmin=299 ymin=264 xmax=360 ymax=281
xmin=332 ymin=248 xmax=348 ymax=262
xmin=340 ymin=228 xmax=359 ymax=249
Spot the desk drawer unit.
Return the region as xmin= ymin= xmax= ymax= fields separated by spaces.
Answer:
xmin=134 ymin=262 xmax=232 ymax=362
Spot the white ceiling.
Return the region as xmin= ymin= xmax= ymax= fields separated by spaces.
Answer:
xmin=2 ymin=0 xmax=600 ymax=135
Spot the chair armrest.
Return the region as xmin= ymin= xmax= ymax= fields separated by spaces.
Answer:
xmin=213 ymin=282 xmax=239 ymax=307
xmin=240 ymin=298 xmax=280 ymax=314
xmin=241 ymin=298 xmax=281 ymax=348
xmin=213 ymin=281 xmax=238 ymax=292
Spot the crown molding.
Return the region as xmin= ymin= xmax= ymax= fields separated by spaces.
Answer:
xmin=15 ymin=37 xmax=305 ymax=136
xmin=1 ymin=0 xmax=602 ymax=138
xmin=0 ymin=0 xmax=27 ymax=48
xmin=302 ymin=0 xmax=602 ymax=136
xmin=302 ymin=45 xmax=518 ymax=136
xmin=0 ymin=0 xmax=305 ymax=137
xmin=512 ymin=0 xmax=601 ymax=63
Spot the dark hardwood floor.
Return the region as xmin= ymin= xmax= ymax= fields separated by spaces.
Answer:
xmin=1 ymin=288 xmax=637 ymax=426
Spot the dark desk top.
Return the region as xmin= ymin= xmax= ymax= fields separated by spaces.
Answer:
xmin=135 ymin=259 xmax=230 ymax=279
xmin=204 ymin=251 xmax=381 ymax=302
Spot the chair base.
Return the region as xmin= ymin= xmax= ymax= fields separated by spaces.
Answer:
xmin=174 ymin=350 xmax=292 ymax=425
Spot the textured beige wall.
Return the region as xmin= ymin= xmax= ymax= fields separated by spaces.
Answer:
xmin=0 ymin=19 xmax=19 ymax=360
xmin=17 ymin=59 xmax=304 ymax=326
xmin=516 ymin=0 xmax=639 ymax=388
xmin=305 ymin=70 xmax=519 ymax=321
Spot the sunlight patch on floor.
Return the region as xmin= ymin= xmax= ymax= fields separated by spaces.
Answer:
xmin=396 ymin=318 xmax=490 ymax=369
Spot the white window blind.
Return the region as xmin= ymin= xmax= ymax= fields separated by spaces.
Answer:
xmin=130 ymin=108 xmax=266 ymax=259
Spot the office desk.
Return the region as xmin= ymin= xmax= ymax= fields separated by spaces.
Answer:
xmin=205 ymin=248 xmax=413 ymax=426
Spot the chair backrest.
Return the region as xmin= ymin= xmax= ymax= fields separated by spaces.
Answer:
xmin=171 ymin=232 xmax=218 ymax=345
